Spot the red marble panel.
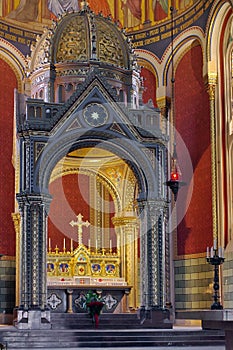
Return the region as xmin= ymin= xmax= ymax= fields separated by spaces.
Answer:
xmin=175 ymin=45 xmax=213 ymax=256
xmin=0 ymin=59 xmax=17 ymax=256
xmin=141 ymin=67 xmax=157 ymax=107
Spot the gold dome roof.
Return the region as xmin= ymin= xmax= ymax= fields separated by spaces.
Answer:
xmin=30 ymin=9 xmax=132 ymax=72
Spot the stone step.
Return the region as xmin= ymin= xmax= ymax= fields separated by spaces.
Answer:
xmin=0 ymin=329 xmax=225 ymax=349
xmin=51 ymin=313 xmax=142 ymax=329
xmin=50 ymin=312 xmax=172 ymax=329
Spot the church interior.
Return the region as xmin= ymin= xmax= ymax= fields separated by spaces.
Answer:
xmin=0 ymin=0 xmax=233 ymax=337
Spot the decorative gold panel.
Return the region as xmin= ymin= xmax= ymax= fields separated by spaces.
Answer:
xmin=47 ymin=244 xmax=120 ymax=279
xmin=96 ymin=18 xmax=124 ymax=68
xmin=56 ymin=16 xmax=88 ymax=62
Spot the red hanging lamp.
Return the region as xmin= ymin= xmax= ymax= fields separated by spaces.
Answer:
xmin=165 ymin=7 xmax=186 ymax=201
xmin=166 ymin=143 xmax=186 ymax=201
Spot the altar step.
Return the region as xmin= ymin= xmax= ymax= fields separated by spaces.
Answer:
xmin=0 ymin=328 xmax=225 ymax=349
xmin=51 ymin=312 xmax=172 ymax=329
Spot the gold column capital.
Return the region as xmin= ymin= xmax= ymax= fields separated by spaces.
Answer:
xmin=208 ymin=72 xmax=217 ymax=84
xmin=112 ymin=215 xmax=138 ymax=227
xmin=207 ymin=73 xmax=217 ymax=100
xmin=12 ymin=212 xmax=20 ymax=232
xmin=157 ymin=96 xmax=169 ymax=110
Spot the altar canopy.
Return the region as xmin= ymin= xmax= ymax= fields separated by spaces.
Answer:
xmin=14 ymin=6 xmax=170 ymax=329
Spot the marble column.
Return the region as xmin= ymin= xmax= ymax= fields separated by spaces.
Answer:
xmin=15 ymin=193 xmax=52 ymax=329
xmin=112 ymin=215 xmax=139 ymax=310
xmin=137 ymin=199 xmax=169 ymax=309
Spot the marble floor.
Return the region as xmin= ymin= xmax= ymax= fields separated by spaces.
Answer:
xmin=35 ymin=346 xmax=225 ymax=350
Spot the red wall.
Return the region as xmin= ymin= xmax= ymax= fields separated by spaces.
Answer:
xmin=141 ymin=67 xmax=157 ymax=107
xmin=175 ymin=44 xmax=213 ymax=256
xmin=0 ymin=59 xmax=17 ymax=256
xmin=48 ymin=173 xmax=116 ymax=251
xmin=48 ymin=173 xmax=90 ymax=251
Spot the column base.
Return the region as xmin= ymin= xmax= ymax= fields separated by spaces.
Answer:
xmin=14 ymin=309 xmax=51 ymax=330
xmin=138 ymin=306 xmax=173 ymax=329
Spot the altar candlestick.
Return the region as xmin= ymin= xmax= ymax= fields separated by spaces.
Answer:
xmin=206 ymin=243 xmax=225 ymax=310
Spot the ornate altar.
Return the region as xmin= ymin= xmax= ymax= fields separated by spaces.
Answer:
xmin=47 ymin=213 xmax=125 ymax=286
xmin=47 ymin=244 xmax=131 ymax=313
xmin=46 ymin=213 xmax=131 ymax=313
xmin=47 ymin=243 xmax=123 ymax=286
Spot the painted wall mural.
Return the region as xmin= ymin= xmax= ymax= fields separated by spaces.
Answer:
xmin=0 ymin=0 xmax=197 ymax=28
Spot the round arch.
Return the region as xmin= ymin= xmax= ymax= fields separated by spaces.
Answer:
xmin=0 ymin=37 xmax=27 ymax=93
xmin=49 ymin=160 xmax=123 ymax=213
xmin=206 ymin=1 xmax=233 ymax=63
xmin=210 ymin=5 xmax=233 ymax=246
xmin=162 ymin=27 xmax=205 ymax=89
xmin=34 ymin=130 xmax=159 ymax=202
xmin=136 ymin=28 xmax=206 ymax=100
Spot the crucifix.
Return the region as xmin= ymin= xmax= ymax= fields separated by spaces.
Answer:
xmin=70 ymin=213 xmax=90 ymax=245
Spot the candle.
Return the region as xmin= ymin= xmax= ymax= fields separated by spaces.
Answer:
xmin=71 ymin=238 xmax=73 ymax=252
xmin=210 ymin=247 xmax=214 ymax=258
xmin=213 ymin=239 xmax=217 ymax=250
xmin=88 ymin=239 xmax=91 ymax=249
xmin=206 ymin=247 xmax=209 ymax=258
xmin=49 ymin=238 xmax=51 ymax=249
xmin=110 ymin=239 xmax=112 ymax=250
xmin=96 ymin=239 xmax=98 ymax=250
xmin=63 ymin=238 xmax=66 ymax=250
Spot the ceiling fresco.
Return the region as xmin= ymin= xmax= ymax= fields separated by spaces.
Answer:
xmin=0 ymin=0 xmax=200 ymax=30
xmin=0 ymin=0 xmax=213 ymax=60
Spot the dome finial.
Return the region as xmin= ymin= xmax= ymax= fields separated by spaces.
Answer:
xmin=81 ymin=0 xmax=89 ymax=11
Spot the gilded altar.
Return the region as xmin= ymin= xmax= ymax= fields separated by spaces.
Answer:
xmin=47 ymin=244 xmax=126 ymax=287
xmin=47 ymin=244 xmax=130 ymax=313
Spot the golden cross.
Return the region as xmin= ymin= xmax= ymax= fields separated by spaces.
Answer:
xmin=70 ymin=213 xmax=90 ymax=245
